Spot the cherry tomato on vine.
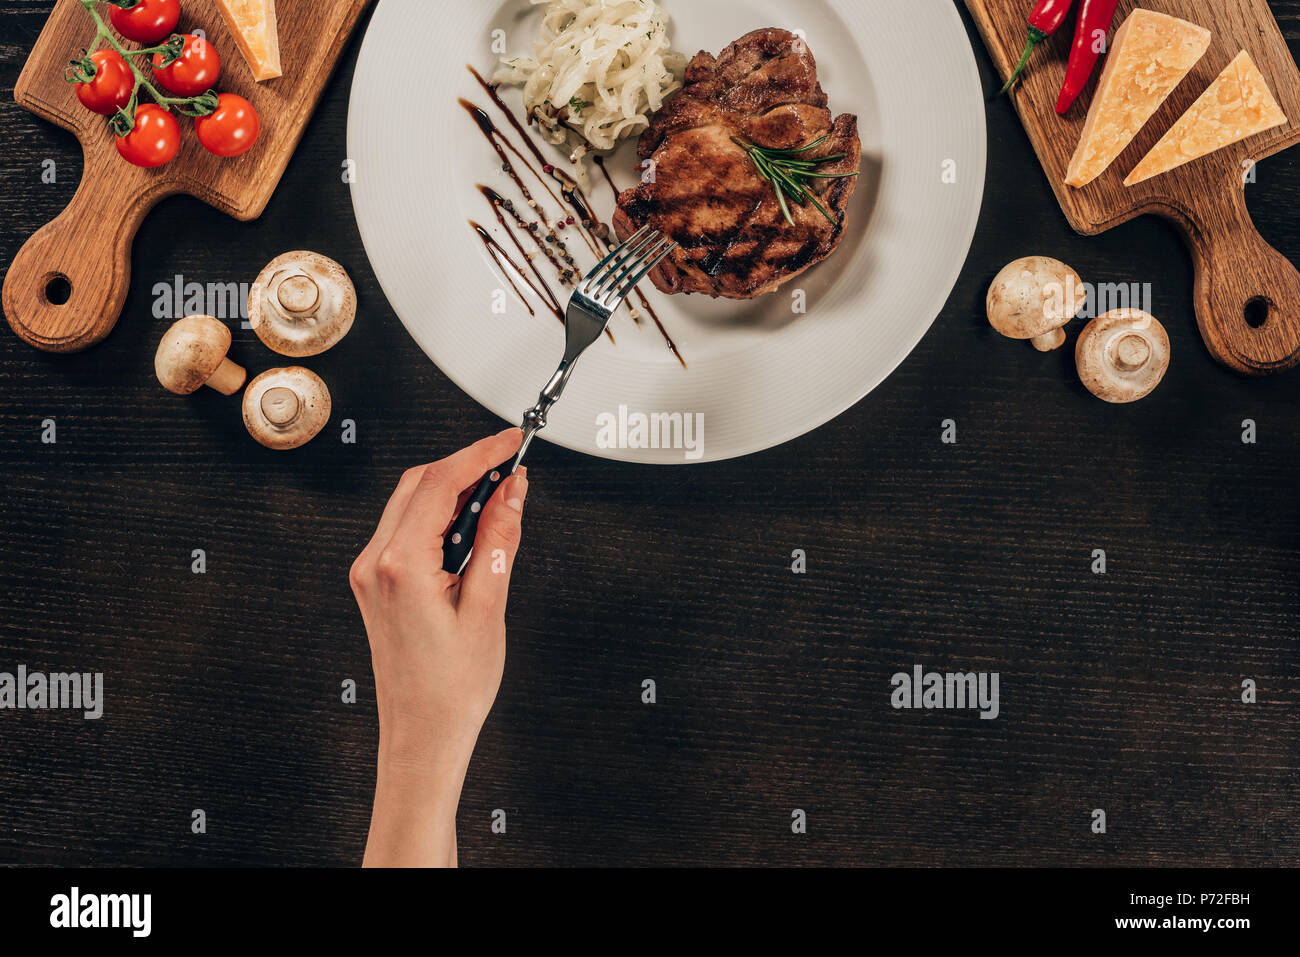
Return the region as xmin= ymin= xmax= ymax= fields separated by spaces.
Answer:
xmin=116 ymin=104 xmax=180 ymax=168
xmin=152 ymin=34 xmax=221 ymax=97
xmin=109 ymin=0 xmax=181 ymax=45
xmin=195 ymin=93 xmax=260 ymax=158
xmin=74 ymin=49 xmax=135 ymax=115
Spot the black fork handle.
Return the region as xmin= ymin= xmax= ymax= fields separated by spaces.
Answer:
xmin=441 ymin=354 xmax=580 ymax=575
xmin=441 ymin=455 xmax=520 ymax=575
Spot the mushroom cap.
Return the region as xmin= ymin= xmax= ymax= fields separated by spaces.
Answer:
xmin=1076 ymin=309 xmax=1171 ymax=403
xmin=155 ymin=315 xmax=233 ymax=394
xmin=986 ymin=256 xmax=1086 ymax=340
xmin=248 ymin=252 xmax=356 ymax=357
xmin=242 ymin=367 xmax=332 ymax=450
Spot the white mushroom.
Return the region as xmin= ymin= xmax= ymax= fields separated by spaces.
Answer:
xmin=242 ymin=367 xmax=332 ymax=449
xmin=1076 ymin=309 xmax=1170 ymax=403
xmin=155 ymin=315 xmax=247 ymax=395
xmin=248 ymin=252 xmax=356 ymax=357
xmin=987 ymin=256 xmax=1085 ymax=351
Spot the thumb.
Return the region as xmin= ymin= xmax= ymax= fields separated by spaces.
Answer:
xmin=458 ymin=469 xmax=528 ymax=621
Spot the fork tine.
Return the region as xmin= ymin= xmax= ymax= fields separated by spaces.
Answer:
xmin=605 ymin=239 xmax=678 ymax=306
xmin=587 ymin=229 xmax=660 ymax=297
xmin=602 ymin=233 xmax=669 ymax=298
xmin=581 ymin=226 xmax=652 ymax=295
xmin=581 ymin=224 xmax=650 ymax=290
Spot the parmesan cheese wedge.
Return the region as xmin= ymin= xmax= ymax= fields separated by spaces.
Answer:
xmin=213 ymin=0 xmax=282 ymax=82
xmin=1125 ymin=51 xmax=1288 ymax=186
xmin=1064 ymin=9 xmax=1211 ymax=189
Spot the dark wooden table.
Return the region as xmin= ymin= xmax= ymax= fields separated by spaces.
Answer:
xmin=1 ymin=0 xmax=1297 ymax=868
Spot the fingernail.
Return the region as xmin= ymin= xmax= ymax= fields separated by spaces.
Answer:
xmin=506 ymin=475 xmax=528 ymax=512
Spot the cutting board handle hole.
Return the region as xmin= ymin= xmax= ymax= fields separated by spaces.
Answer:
xmin=43 ymin=275 xmax=71 ymax=307
xmin=1244 ymin=297 xmax=1271 ymax=329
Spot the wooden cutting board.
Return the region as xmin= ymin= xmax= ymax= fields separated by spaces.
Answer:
xmin=3 ymin=0 xmax=372 ymax=353
xmin=965 ymin=0 xmax=1300 ymax=375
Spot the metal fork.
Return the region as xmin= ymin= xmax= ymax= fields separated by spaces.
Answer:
xmin=442 ymin=225 xmax=678 ymax=574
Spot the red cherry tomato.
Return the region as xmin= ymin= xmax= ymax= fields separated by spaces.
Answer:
xmin=116 ymin=104 xmax=180 ymax=168
xmin=75 ymin=49 xmax=135 ymax=116
xmin=195 ymin=93 xmax=260 ymax=158
xmin=108 ymin=0 xmax=181 ymax=44
xmin=152 ymin=34 xmax=221 ymax=97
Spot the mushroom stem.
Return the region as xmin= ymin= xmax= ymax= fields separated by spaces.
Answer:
xmin=277 ymin=274 xmax=320 ymax=315
xmin=260 ymin=386 xmax=301 ymax=426
xmin=206 ymin=358 xmax=248 ymax=396
xmin=1031 ymin=328 xmax=1067 ymax=352
xmin=1114 ymin=334 xmax=1151 ymax=371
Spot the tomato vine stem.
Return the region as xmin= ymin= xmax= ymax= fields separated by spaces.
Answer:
xmin=71 ymin=0 xmax=216 ymax=137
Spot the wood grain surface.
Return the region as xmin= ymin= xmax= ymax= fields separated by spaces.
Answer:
xmin=966 ymin=0 xmax=1300 ymax=375
xmin=0 ymin=0 xmax=1297 ymax=868
xmin=2 ymin=0 xmax=371 ymax=353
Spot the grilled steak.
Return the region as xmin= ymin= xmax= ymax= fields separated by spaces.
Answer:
xmin=613 ymin=28 xmax=860 ymax=299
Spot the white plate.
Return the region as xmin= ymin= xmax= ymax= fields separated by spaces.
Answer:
xmin=348 ymin=0 xmax=986 ymax=463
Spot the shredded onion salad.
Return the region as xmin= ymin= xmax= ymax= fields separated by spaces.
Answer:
xmin=494 ymin=0 xmax=686 ymax=156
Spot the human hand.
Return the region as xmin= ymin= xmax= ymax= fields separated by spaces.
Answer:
xmin=350 ymin=428 xmax=528 ymax=867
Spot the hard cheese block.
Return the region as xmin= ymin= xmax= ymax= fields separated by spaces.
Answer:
xmin=1125 ymin=50 xmax=1288 ymax=185
xmin=213 ymin=0 xmax=282 ymax=81
xmin=1064 ymin=9 xmax=1211 ymax=188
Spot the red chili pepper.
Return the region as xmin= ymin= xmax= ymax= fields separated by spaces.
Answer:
xmin=1055 ymin=0 xmax=1122 ymax=114
xmin=999 ymin=0 xmax=1076 ymax=96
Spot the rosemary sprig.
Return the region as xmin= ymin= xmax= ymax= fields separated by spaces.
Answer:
xmin=732 ymin=134 xmax=859 ymax=227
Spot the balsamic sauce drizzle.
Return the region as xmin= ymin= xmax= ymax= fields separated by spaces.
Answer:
xmin=478 ymin=185 xmax=615 ymax=343
xmin=592 ymin=152 xmax=620 ymax=196
xmin=459 ymin=99 xmax=568 ymax=228
xmin=469 ymin=222 xmax=556 ymax=320
xmin=466 ymin=68 xmax=601 ymax=258
xmin=476 ymin=189 xmax=564 ymax=321
xmin=479 ymin=185 xmax=570 ymax=286
xmin=463 ymin=65 xmax=684 ymax=367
